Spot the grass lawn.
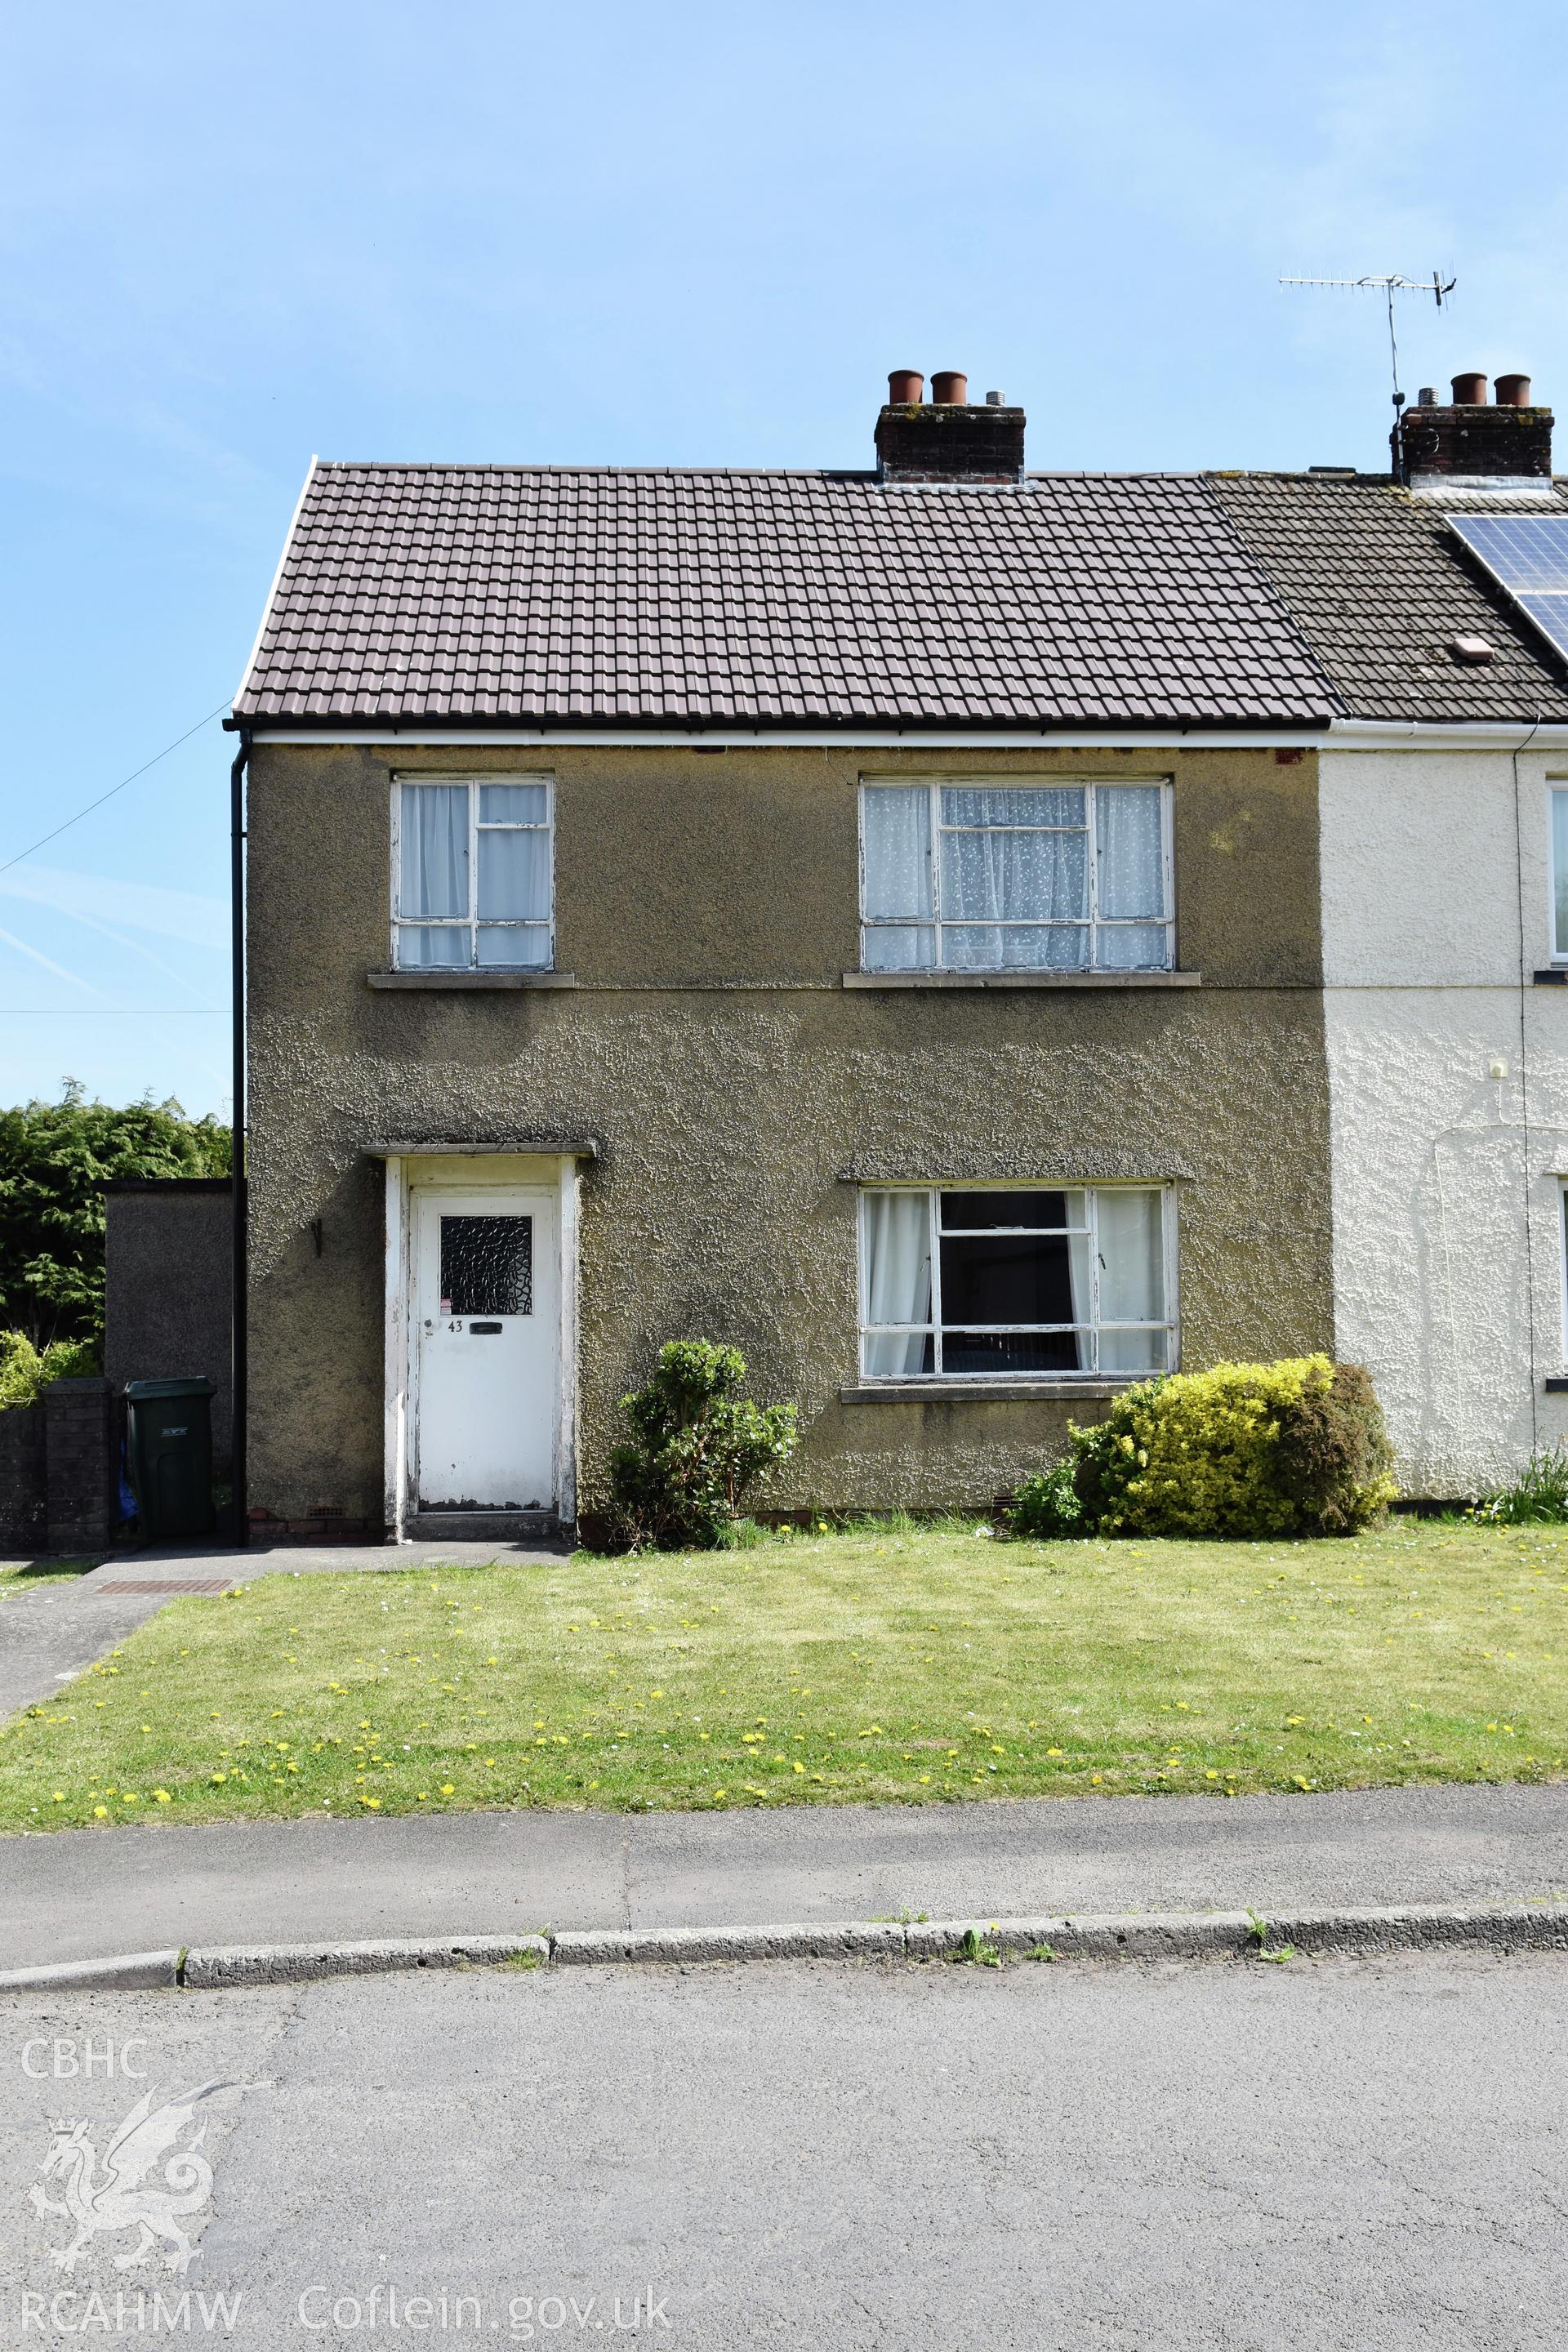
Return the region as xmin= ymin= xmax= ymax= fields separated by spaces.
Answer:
xmin=0 ymin=1561 xmax=94 ymax=1602
xmin=3 ymin=1521 xmax=1568 ymax=1833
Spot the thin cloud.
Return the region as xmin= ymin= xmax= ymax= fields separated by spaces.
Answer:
xmin=0 ymin=862 xmax=228 ymax=948
xmin=56 ymin=905 xmax=211 ymax=1000
xmin=0 ymin=924 xmax=109 ymax=1000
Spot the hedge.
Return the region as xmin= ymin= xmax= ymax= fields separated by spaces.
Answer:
xmin=1008 ymin=1356 xmax=1396 ymax=1541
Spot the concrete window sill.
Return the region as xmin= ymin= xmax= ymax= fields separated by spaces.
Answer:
xmin=367 ymin=969 xmax=578 ymax=991
xmin=839 ymin=1379 xmax=1147 ymax=1404
xmin=1544 ymin=1375 xmax=1568 ymax=1392
xmin=1534 ymin=970 xmax=1568 ymax=987
xmin=841 ymin=969 xmax=1200 ymax=991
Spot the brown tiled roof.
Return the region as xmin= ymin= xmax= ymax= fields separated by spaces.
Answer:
xmin=1209 ymin=474 xmax=1568 ymax=724
xmin=234 ymin=463 xmax=1338 ymax=728
xmin=234 ymin=458 xmax=1568 ymax=731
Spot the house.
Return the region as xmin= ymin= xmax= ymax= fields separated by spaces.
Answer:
xmin=228 ymin=367 xmax=1568 ymax=1539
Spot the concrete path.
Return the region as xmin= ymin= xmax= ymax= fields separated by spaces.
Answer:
xmin=0 ymin=1575 xmax=196 ymax=1722
xmin=4 ymin=1783 xmax=1568 ymax=1971
xmin=6 ymin=1949 xmax=1567 ymax=2346
xmin=0 ymin=1535 xmax=564 ymax=1721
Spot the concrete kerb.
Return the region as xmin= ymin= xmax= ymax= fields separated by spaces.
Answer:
xmin=181 ymin=1936 xmax=550 ymax=1989
xmin=5 ymin=1903 xmax=1568 ymax=1993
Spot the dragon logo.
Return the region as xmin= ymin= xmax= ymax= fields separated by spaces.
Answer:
xmin=29 ymin=2080 xmax=251 ymax=2273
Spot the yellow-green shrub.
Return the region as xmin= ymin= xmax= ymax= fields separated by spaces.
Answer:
xmin=1065 ymin=1356 xmax=1396 ymax=1539
xmin=0 ymin=1329 xmax=99 ymax=1410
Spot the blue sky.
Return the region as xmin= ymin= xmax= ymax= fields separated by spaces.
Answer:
xmin=3 ymin=0 xmax=1565 ymax=1118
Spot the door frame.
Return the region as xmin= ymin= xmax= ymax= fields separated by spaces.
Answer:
xmin=381 ymin=1151 xmax=581 ymax=1540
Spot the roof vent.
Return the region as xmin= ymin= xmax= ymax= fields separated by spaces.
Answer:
xmin=1450 ymin=635 xmax=1497 ymax=666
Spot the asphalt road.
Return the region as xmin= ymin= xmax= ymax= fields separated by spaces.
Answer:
xmin=5 ymin=1949 xmax=1568 ymax=2350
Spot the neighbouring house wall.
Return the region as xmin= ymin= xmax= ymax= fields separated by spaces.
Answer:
xmin=246 ymin=741 xmax=1334 ymax=1524
xmin=104 ymin=1183 xmax=234 ymax=1474
xmin=1320 ymin=745 xmax=1568 ymax=1494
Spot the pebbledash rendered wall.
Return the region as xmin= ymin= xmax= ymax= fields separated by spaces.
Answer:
xmin=1319 ymin=744 xmax=1568 ymax=1496
xmin=244 ymin=741 xmax=1335 ymax=1528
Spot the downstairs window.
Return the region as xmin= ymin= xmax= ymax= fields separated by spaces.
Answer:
xmin=858 ymin=1185 xmax=1174 ymax=1380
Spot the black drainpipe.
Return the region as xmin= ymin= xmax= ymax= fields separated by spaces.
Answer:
xmin=229 ymin=726 xmax=252 ymax=1546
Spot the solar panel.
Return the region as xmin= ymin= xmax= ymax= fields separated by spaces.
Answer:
xmin=1450 ymin=513 xmax=1568 ymax=662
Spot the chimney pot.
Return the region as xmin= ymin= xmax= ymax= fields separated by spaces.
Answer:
xmin=930 ymin=370 xmax=969 ymax=405
xmin=1417 ymin=386 xmax=1437 ymax=407
xmin=1451 ymin=371 xmax=1488 ymax=405
xmin=887 ymin=368 xmax=924 ymax=405
xmin=1495 ymin=372 xmax=1532 ymax=408
xmin=985 ymin=390 xmax=1004 ymax=406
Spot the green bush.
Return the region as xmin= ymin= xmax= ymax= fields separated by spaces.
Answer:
xmin=1272 ymin=1361 xmax=1396 ymax=1535
xmin=1007 ymin=1356 xmax=1396 ymax=1542
xmin=0 ymin=1084 xmax=230 ymax=1348
xmin=0 ymin=1329 xmax=100 ymax=1410
xmin=606 ymin=1340 xmax=798 ymax=1552
xmin=1004 ymin=1458 xmax=1083 ymax=1539
xmin=1471 ymin=1443 xmax=1568 ymax=1526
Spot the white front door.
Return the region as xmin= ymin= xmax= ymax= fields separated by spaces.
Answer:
xmin=412 ymin=1187 xmax=558 ymax=1512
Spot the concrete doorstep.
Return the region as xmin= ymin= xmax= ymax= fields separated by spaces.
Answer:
xmin=4 ymin=1900 xmax=1568 ymax=1994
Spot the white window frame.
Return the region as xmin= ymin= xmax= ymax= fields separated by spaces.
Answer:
xmin=390 ymin=772 xmax=555 ymax=971
xmin=857 ymin=1181 xmax=1178 ymax=1381
xmin=1548 ymin=781 xmax=1568 ymax=965
xmin=858 ymin=776 xmax=1175 ymax=974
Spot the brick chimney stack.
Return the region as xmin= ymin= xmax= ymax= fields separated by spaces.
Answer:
xmin=1399 ymin=372 xmax=1553 ymax=485
xmin=875 ymin=368 xmax=1025 ymax=483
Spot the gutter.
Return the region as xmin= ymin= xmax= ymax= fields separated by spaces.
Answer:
xmin=233 ymin=719 xmax=1568 ymax=752
xmin=237 ymin=723 xmax=1339 ymax=750
xmin=1327 ymin=717 xmax=1568 ymax=750
xmin=229 ymin=725 xmax=251 ymax=1548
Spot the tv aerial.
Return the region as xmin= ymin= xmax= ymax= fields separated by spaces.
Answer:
xmin=1280 ymin=271 xmax=1458 ymax=414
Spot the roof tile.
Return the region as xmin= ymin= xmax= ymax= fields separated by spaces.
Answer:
xmin=235 ymin=465 xmax=1338 ymax=729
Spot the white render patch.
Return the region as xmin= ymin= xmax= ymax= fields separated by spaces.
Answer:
xmin=1408 ymin=474 xmax=1560 ymax=499
xmin=1320 ymin=746 xmax=1568 ymax=1494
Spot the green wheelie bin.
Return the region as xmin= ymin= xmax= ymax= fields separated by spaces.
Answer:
xmin=125 ymin=1376 xmax=216 ymax=1540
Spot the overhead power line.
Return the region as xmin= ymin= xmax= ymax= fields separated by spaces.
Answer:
xmin=0 ymin=701 xmax=230 ymax=880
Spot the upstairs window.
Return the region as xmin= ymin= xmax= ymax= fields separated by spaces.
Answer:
xmin=858 ymin=1184 xmax=1174 ymax=1380
xmin=394 ymin=776 xmax=554 ymax=969
xmin=860 ymin=779 xmax=1172 ymax=973
xmin=1552 ymin=785 xmax=1568 ymax=963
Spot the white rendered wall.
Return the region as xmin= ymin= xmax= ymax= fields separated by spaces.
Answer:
xmin=1320 ymin=746 xmax=1568 ymax=1494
